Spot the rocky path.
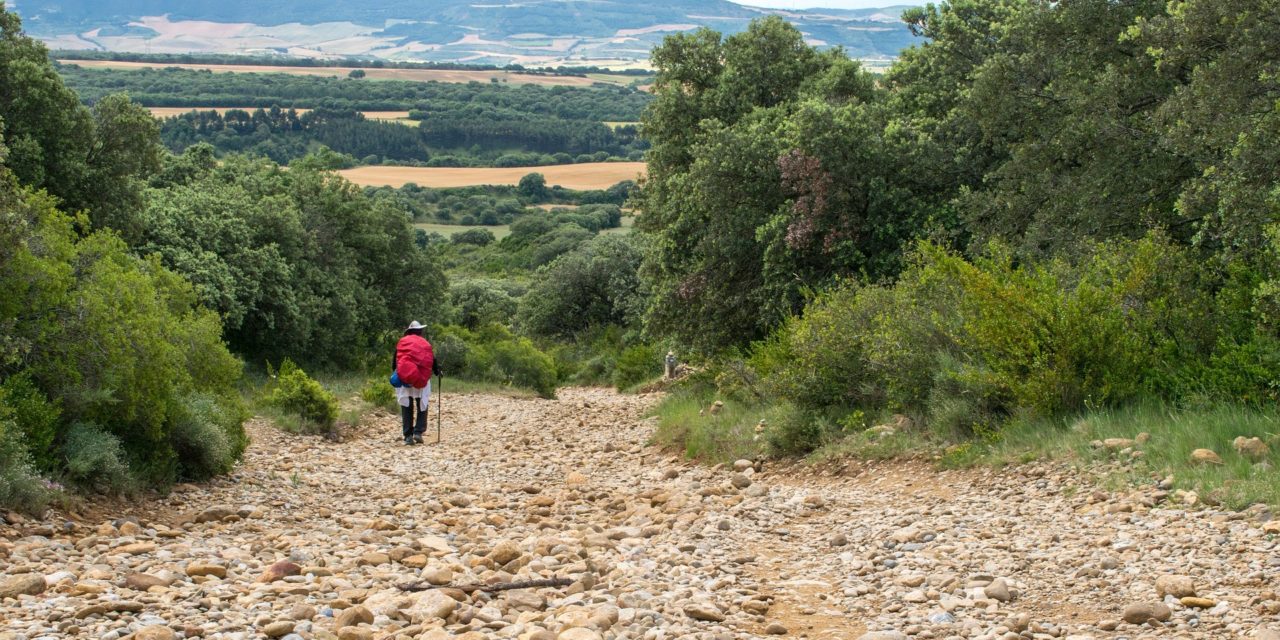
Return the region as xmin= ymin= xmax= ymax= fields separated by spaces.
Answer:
xmin=2 ymin=388 xmax=1279 ymax=640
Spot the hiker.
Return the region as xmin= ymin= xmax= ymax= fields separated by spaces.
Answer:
xmin=392 ymin=321 xmax=442 ymax=446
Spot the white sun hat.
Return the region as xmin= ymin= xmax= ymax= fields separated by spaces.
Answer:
xmin=407 ymin=321 xmax=425 ymax=330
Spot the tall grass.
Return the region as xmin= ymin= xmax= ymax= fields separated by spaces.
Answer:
xmin=982 ymin=403 xmax=1280 ymax=509
xmin=652 ymin=393 xmax=767 ymax=462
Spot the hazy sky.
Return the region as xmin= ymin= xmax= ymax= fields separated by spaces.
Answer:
xmin=732 ymin=0 xmax=912 ymax=9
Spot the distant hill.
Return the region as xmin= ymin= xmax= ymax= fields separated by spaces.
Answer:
xmin=12 ymin=0 xmax=920 ymax=67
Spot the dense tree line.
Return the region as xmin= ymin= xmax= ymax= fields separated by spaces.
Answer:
xmin=0 ymin=3 xmax=448 ymax=507
xmin=158 ymin=106 xmax=646 ymax=166
xmin=58 ymin=65 xmax=651 ymax=120
xmin=637 ymin=4 xmax=1280 ymax=452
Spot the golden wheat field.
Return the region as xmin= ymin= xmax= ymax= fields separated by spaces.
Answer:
xmin=337 ymin=163 xmax=646 ymax=190
xmin=60 ymin=59 xmax=611 ymax=87
xmin=147 ymin=107 xmax=414 ymax=124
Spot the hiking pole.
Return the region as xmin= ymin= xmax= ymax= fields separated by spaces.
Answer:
xmin=436 ymin=375 xmax=442 ymax=444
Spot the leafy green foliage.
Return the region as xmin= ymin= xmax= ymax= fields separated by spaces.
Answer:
xmin=0 ymin=174 xmax=245 ymax=488
xmin=170 ymin=393 xmax=247 ymax=480
xmin=155 ymin=107 xmax=647 ymax=167
xmin=433 ymin=325 xmax=558 ymax=398
xmin=640 ymin=17 xmax=894 ymax=352
xmin=0 ymin=8 xmax=161 ymax=240
xmin=612 ymin=344 xmax=661 ymax=390
xmin=449 ymin=280 xmax=519 ymax=329
xmin=452 ymin=228 xmax=496 ymax=247
xmin=265 ymin=360 xmax=339 ymax=429
xmin=756 ymin=236 xmax=1277 ymax=451
xmin=0 ymin=411 xmax=53 ymax=514
xmin=359 ymin=377 xmax=396 ymax=408
xmin=519 ymin=234 xmax=646 ymax=339
xmin=0 ymin=373 xmax=60 ymax=472
xmin=62 ymin=422 xmax=134 ymax=494
xmin=140 ymin=147 xmax=447 ymax=367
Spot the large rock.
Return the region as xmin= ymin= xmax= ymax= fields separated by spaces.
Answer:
xmin=335 ymin=605 xmax=373 ymax=629
xmin=983 ymin=577 xmax=1013 ymax=602
xmin=1154 ymin=574 xmax=1196 ymax=599
xmin=124 ymin=573 xmax=170 ymax=590
xmin=113 ymin=542 xmax=156 ymax=556
xmin=194 ymin=506 xmax=236 ymax=523
xmin=363 ymin=589 xmax=456 ymax=623
xmin=185 ymin=562 xmax=226 ymax=578
xmin=488 ymin=540 xmax=521 ymax=565
xmin=262 ymin=621 xmax=295 ymax=638
xmin=0 ymin=574 xmax=47 ymax=599
xmin=133 ymin=626 xmax=176 ymax=640
xmin=259 ymin=560 xmax=302 ymax=583
xmin=1190 ymin=448 xmax=1223 ymax=465
xmin=557 ymin=629 xmax=602 ymax=640
xmin=683 ymin=602 xmax=725 ymax=622
xmin=1234 ymin=436 xmax=1271 ymax=461
xmin=1121 ymin=602 xmax=1172 ymax=624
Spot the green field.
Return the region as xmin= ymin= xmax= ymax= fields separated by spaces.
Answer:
xmin=417 ymin=216 xmax=634 ymax=240
xmin=416 ymin=223 xmax=513 ymax=240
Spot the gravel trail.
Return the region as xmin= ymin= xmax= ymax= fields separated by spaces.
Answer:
xmin=1 ymin=388 xmax=1278 ymax=640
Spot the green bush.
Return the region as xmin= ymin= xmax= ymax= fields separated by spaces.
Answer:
xmin=765 ymin=403 xmax=833 ymax=457
xmin=265 ymin=360 xmax=339 ymax=428
xmin=0 ymin=373 xmax=60 ymax=472
xmin=62 ymin=423 xmax=135 ymax=494
xmin=0 ymin=418 xmax=53 ymax=515
xmin=449 ymin=279 xmax=518 ymax=329
xmin=170 ymin=394 xmax=247 ymax=480
xmin=431 ymin=330 xmax=471 ymax=376
xmin=1 ymin=180 xmax=246 ymax=489
xmin=360 ymin=377 xmax=396 ymax=408
xmin=486 ymin=337 xmax=558 ymax=399
xmin=452 ymin=228 xmax=496 ymax=247
xmin=613 ymin=344 xmax=660 ymax=390
xmin=430 ymin=324 xmax=558 ymax=398
xmin=750 ymin=235 xmax=1270 ymax=454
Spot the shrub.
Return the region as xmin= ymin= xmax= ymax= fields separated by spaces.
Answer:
xmin=751 ymin=234 xmax=1263 ymax=454
xmin=431 ymin=330 xmax=471 ymax=376
xmin=62 ymin=422 xmax=135 ymax=494
xmin=265 ymin=360 xmax=339 ymax=428
xmin=487 ymin=337 xmax=558 ymax=399
xmin=765 ymin=403 xmax=832 ymax=457
xmin=430 ymin=324 xmax=558 ymax=398
xmin=452 ymin=228 xmax=496 ymax=247
xmin=449 ymin=280 xmax=518 ymax=329
xmin=1 ymin=184 xmax=246 ymax=489
xmin=360 ymin=377 xmax=396 ymax=407
xmin=0 ymin=373 xmax=60 ymax=472
xmin=613 ymin=344 xmax=661 ymax=390
xmin=0 ymin=418 xmax=52 ymax=515
xmin=170 ymin=394 xmax=247 ymax=480
xmin=518 ymin=235 xmax=646 ymax=338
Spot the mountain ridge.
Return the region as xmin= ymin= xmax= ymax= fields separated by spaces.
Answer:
xmin=12 ymin=0 xmax=920 ymax=67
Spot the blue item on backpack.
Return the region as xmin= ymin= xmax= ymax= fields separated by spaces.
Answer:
xmin=389 ymin=371 xmax=404 ymax=388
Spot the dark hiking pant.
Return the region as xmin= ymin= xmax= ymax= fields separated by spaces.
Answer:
xmin=401 ymin=397 xmax=427 ymax=439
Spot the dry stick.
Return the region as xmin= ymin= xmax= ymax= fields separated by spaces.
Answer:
xmin=398 ymin=578 xmax=572 ymax=593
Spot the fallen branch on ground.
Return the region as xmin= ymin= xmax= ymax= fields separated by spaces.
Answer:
xmin=398 ymin=577 xmax=572 ymax=593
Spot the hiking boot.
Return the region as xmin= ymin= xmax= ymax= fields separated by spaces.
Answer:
xmin=413 ymin=435 xmax=424 ymax=444
xmin=404 ymin=437 xmax=415 ymax=446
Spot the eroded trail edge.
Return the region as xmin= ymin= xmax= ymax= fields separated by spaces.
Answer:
xmin=1 ymin=388 xmax=1277 ymax=640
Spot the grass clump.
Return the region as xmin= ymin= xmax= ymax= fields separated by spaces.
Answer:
xmin=980 ymin=403 xmax=1280 ymax=509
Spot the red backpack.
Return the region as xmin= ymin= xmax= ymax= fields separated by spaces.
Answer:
xmin=395 ymin=335 xmax=435 ymax=388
